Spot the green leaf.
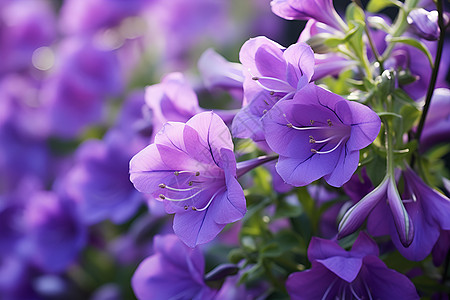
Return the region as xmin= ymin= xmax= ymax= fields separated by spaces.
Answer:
xmin=345 ymin=3 xmax=365 ymax=23
xmin=273 ymin=198 xmax=302 ymax=219
xmin=387 ymin=37 xmax=434 ymax=67
xmin=367 ymin=0 xmax=397 ymax=13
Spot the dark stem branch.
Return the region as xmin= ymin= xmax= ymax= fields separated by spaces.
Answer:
xmin=414 ymin=0 xmax=445 ymax=144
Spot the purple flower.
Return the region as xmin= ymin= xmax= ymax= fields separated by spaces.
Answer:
xmin=198 ymin=48 xmax=244 ymax=94
xmin=338 ymin=174 xmax=415 ymax=248
xmin=407 ymin=8 xmax=440 ymax=41
xmin=419 ymin=88 xmax=450 ymax=152
xmin=66 ymin=131 xmax=144 ymax=225
xmin=270 ymin=0 xmax=347 ymax=31
xmin=130 ymin=111 xmax=246 ymax=247
xmin=132 ymin=234 xmax=216 ymax=300
xmin=262 ymin=83 xmax=381 ymax=187
xmin=145 ymin=72 xmax=202 ymax=140
xmin=42 ymin=38 xmax=122 ymax=138
xmin=59 ymin=0 xmax=150 ymax=35
xmin=24 ymin=192 xmax=86 ymax=273
xmin=286 ymin=232 xmax=419 ymax=299
xmin=232 ymin=36 xmax=315 ymax=141
xmin=0 ymin=0 xmax=56 ymax=75
xmin=340 ymin=167 xmax=450 ymax=261
xmin=393 ymin=166 xmax=450 ymax=260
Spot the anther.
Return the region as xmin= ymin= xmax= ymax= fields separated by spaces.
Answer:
xmin=310 ymin=120 xmax=315 ymax=125
xmin=252 ymin=76 xmax=259 ymax=81
xmin=188 ymin=181 xmax=193 ymax=186
xmin=158 ymin=184 xmax=166 ymax=188
xmin=184 ymin=205 xmax=189 ymax=210
xmin=159 ymin=194 xmax=166 ymax=200
xmin=270 ymin=91 xmax=275 ymax=95
xmin=195 ymin=171 xmax=200 ymax=176
xmin=311 ymin=149 xmax=318 ymax=153
xmin=191 ymin=207 xmax=197 ymax=211
xmin=287 ymin=123 xmax=293 ymax=128
xmin=174 ymin=171 xmax=179 ymax=176
xmin=327 ymin=119 xmax=333 ymax=126
xmin=263 ymin=109 xmax=267 ymax=114
xmin=309 ymin=136 xmax=316 ymax=144
xmin=263 ymin=99 xmax=269 ymax=105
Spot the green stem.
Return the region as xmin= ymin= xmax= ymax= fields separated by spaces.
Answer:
xmin=414 ymin=0 xmax=445 ymax=143
xmin=380 ymin=0 xmax=419 ymax=62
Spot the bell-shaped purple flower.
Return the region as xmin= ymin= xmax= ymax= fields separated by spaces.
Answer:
xmin=407 ymin=8 xmax=441 ymax=41
xmin=232 ymin=36 xmax=315 ymax=141
xmin=66 ymin=131 xmax=144 ymax=225
xmin=132 ymin=234 xmax=217 ymax=300
xmin=271 ymin=0 xmax=347 ymax=31
xmin=286 ymin=232 xmax=419 ymax=299
xmin=262 ymin=83 xmax=381 ymax=187
xmin=130 ymin=111 xmax=246 ymax=247
xmin=339 ymin=175 xmax=415 ymax=248
xmin=198 ymin=48 xmax=244 ymax=94
xmin=392 ymin=166 xmax=450 ymax=260
xmin=24 ymin=192 xmax=86 ymax=273
xmin=41 ymin=38 xmax=122 ymax=138
xmin=146 ymin=72 xmax=202 ymax=139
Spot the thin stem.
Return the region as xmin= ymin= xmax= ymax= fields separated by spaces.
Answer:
xmin=380 ymin=0 xmax=419 ymax=62
xmin=364 ymin=25 xmax=384 ymax=71
xmin=414 ymin=0 xmax=445 ymax=143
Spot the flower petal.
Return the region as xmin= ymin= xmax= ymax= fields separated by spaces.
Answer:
xmin=323 ymin=147 xmax=359 ymax=187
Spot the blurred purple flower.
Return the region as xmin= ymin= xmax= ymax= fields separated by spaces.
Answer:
xmin=24 ymin=191 xmax=86 ymax=273
xmin=41 ymin=38 xmax=122 ymax=138
xmin=130 ymin=111 xmax=246 ymax=247
xmin=433 ymin=230 xmax=450 ymax=266
xmin=66 ymin=131 xmax=144 ymax=225
xmin=262 ymin=83 xmax=380 ymax=187
xmin=59 ymin=0 xmax=151 ymax=35
xmin=0 ymin=0 xmax=56 ymax=75
xmin=286 ymin=232 xmax=419 ymax=299
xmin=339 ymin=174 xmax=415 ymax=248
xmin=232 ymin=36 xmax=315 ymax=141
xmin=419 ymin=88 xmax=450 ymax=152
xmin=407 ymin=8 xmax=441 ymax=41
xmin=132 ymin=234 xmax=217 ymax=300
xmin=270 ymin=0 xmax=347 ymax=31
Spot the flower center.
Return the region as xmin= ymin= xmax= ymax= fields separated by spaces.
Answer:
xmin=157 ymin=170 xmax=224 ymax=211
xmin=284 ymin=114 xmax=351 ymax=155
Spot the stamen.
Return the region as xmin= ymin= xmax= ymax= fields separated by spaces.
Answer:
xmin=192 ymin=189 xmax=223 ymax=212
xmin=248 ymin=71 xmax=295 ymax=93
xmin=321 ymin=278 xmax=337 ymax=300
xmin=327 ymin=119 xmax=333 ymax=126
xmin=270 ymin=91 xmax=275 ymax=95
xmin=310 ymin=120 xmax=315 ymax=125
xmin=350 ymin=285 xmax=362 ymax=300
xmin=290 ymin=124 xmax=326 ymax=131
xmin=309 ymin=136 xmax=316 ymax=144
xmin=263 ymin=109 xmax=268 ymax=114
xmin=311 ymin=137 xmax=346 ymax=155
xmin=159 ymin=189 xmax=204 ymax=202
xmin=184 ymin=205 xmax=188 ymax=210
xmin=161 ymin=184 xmax=199 ymax=192
xmin=313 ymin=136 xmax=336 ymax=144
xmin=188 ymin=181 xmax=193 ymax=186
xmin=363 ymin=281 xmax=373 ymax=300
